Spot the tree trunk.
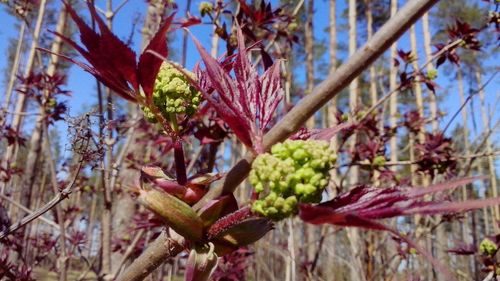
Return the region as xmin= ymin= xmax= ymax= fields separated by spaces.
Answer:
xmin=476 ymin=70 xmax=499 ymax=228
xmin=421 ymin=12 xmax=438 ymax=132
xmin=304 ymin=0 xmax=317 ymax=274
xmin=20 ymin=5 xmax=69 ymax=261
xmin=1 ymin=0 xmax=48 ymax=198
xmin=110 ymin=0 xmax=171 ymax=273
xmin=348 ymin=0 xmax=359 ymax=185
xmin=305 ymin=0 xmax=315 ymax=128
xmin=456 ymin=67 xmax=473 ymax=278
xmin=388 ymin=0 xmax=398 ymax=173
xmin=365 ymin=0 xmax=377 ymax=106
xmin=43 ymin=130 xmax=68 ymax=281
xmin=2 ymin=23 xmax=26 ymax=116
xmin=346 ymin=0 xmax=366 ymax=279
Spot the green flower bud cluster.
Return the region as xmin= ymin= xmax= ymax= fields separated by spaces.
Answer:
xmin=427 ymin=68 xmax=438 ymax=80
xmin=199 ymin=1 xmax=213 ymax=17
xmin=250 ymin=140 xmax=337 ymax=220
xmin=142 ymin=62 xmax=201 ymax=123
xmin=479 ymin=238 xmax=498 ymax=256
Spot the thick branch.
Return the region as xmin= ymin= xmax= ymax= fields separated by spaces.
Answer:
xmin=117 ymin=231 xmax=184 ymax=281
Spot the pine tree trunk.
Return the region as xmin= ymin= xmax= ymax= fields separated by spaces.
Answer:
xmin=304 ymin=0 xmax=317 ymax=272
xmin=1 ymin=0 xmax=48 ymax=197
xmin=476 ymin=70 xmax=499 ymax=228
xmin=346 ymin=0 xmax=365 ymax=280
xmin=44 ymin=130 xmax=68 ymax=281
xmin=456 ymin=67 xmax=473 ymax=278
xmin=421 ymin=12 xmax=438 ymax=132
xmin=305 ymin=0 xmax=315 ymax=128
xmin=2 ymin=23 xmax=26 ymax=115
xmin=100 ymin=1 xmax=116 ymax=277
xmin=348 ymin=0 xmax=359 ymax=184
xmin=21 ymin=5 xmax=68 ymax=260
xmin=388 ymin=0 xmax=398 ymax=173
xmin=325 ymin=1 xmax=338 ymax=278
xmin=109 ymin=1 xmax=169 ymax=273
xmin=365 ymin=0 xmax=377 ymax=106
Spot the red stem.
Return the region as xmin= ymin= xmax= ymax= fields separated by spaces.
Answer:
xmin=174 ymin=140 xmax=187 ymax=185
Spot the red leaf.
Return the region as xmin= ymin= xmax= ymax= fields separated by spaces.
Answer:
xmin=299 ymin=177 xmax=491 ymax=228
xmin=138 ymin=14 xmax=174 ymax=99
xmin=190 ymin=31 xmax=254 ymax=148
xmin=180 ymin=15 xmax=202 ymax=28
xmin=44 ymin=3 xmax=175 ymax=105
xmin=191 ymin=25 xmax=283 ymax=152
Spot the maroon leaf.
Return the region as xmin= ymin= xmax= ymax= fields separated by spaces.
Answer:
xmin=180 ymin=15 xmax=202 ymax=28
xmin=191 ymin=25 xmax=283 ymax=153
xmin=43 ymin=2 xmax=174 ymax=104
xmin=299 ymin=177 xmax=491 ymax=229
xmin=191 ymin=33 xmax=254 ymax=148
xmin=298 ymin=178 xmax=493 ymax=281
xmin=138 ymin=14 xmax=174 ymax=99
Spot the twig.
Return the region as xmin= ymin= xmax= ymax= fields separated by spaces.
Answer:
xmin=359 ymin=38 xmax=463 ymax=123
xmin=0 ymin=193 xmax=63 ymax=234
xmin=2 ymin=110 xmax=41 ymax=116
xmin=462 ymin=120 xmax=500 ymax=176
xmin=340 ymin=150 xmax=500 ymax=168
xmin=0 ymin=160 xmax=84 ymax=239
xmin=443 ymin=70 xmax=498 ymax=133
xmin=44 ymin=128 xmax=70 ymax=281
xmin=113 ymin=0 xmax=130 ymax=14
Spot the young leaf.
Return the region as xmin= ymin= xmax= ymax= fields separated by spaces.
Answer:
xmin=191 ymin=25 xmax=283 ymax=153
xmin=138 ymin=188 xmax=203 ymax=242
xmin=299 ymin=177 xmax=495 ymax=229
xmin=185 ymin=243 xmax=218 ymax=281
xmin=43 ymin=2 xmax=174 ymax=103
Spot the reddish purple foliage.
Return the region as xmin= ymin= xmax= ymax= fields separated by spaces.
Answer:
xmin=212 ymin=247 xmax=253 ymax=281
xmin=1 ymin=125 xmax=26 ymax=147
xmin=299 ymin=177 xmax=499 ymax=230
xmin=290 ymin=123 xmax=351 ymax=141
xmin=435 ymin=20 xmax=482 ymax=68
xmin=43 ymin=2 xmax=174 ymax=102
xmin=415 ymin=132 xmax=457 ymax=178
xmin=403 ymin=110 xmax=425 ymax=134
xmin=299 ymin=177 xmax=500 ymax=280
xmin=192 ymin=26 xmax=283 ymax=153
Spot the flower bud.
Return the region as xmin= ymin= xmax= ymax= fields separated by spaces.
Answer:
xmin=138 ymin=188 xmax=203 ymax=241
xmin=141 ymin=62 xmax=201 ymax=124
xmin=199 ymin=1 xmax=213 ymax=17
xmin=479 ymin=238 xmax=498 ymax=256
xmin=250 ymin=140 xmax=336 ymax=220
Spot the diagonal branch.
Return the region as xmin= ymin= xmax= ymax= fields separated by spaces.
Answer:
xmin=0 ymin=159 xmax=84 ymax=239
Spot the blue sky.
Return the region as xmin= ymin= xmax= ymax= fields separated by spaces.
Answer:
xmin=0 ymin=0 xmax=498 ymax=165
